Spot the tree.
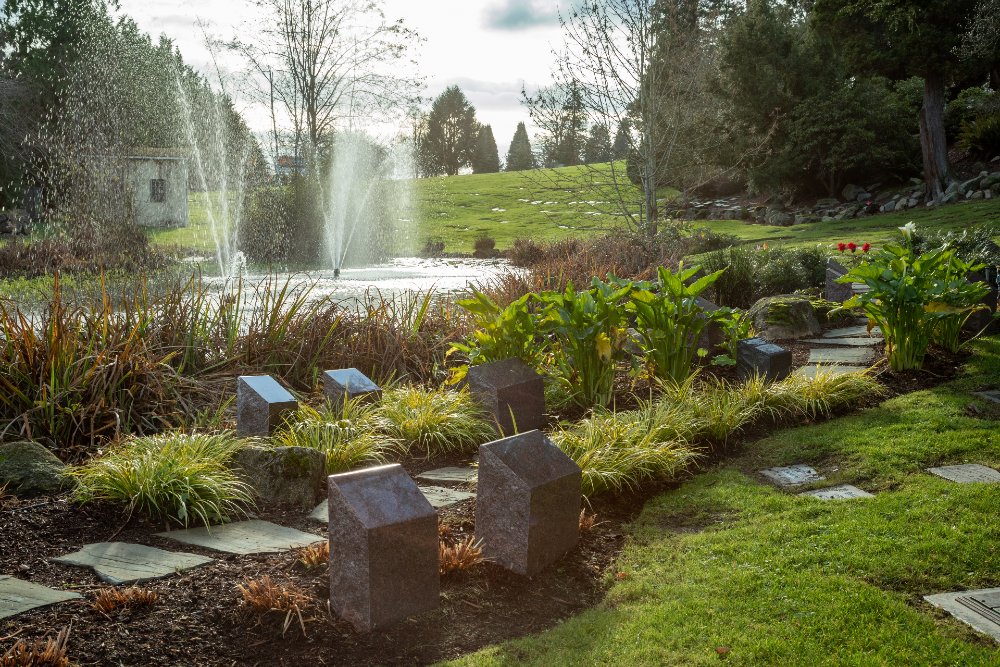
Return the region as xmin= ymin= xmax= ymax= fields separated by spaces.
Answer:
xmin=420 ymin=86 xmax=479 ymax=176
xmin=611 ymin=119 xmax=630 ymax=160
xmin=524 ymin=80 xmax=588 ymax=167
xmin=229 ymin=0 xmax=422 ymax=161
xmin=813 ymin=0 xmax=983 ymax=200
xmin=583 ymin=122 xmax=613 ymax=163
xmin=472 ymin=124 xmax=501 ymax=173
xmin=506 ymin=121 xmax=536 ymax=171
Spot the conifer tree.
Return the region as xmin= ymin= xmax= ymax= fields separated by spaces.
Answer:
xmin=471 ymin=124 xmax=501 ymax=173
xmin=583 ymin=122 xmax=613 ymax=164
xmin=421 ymin=85 xmax=479 ymax=175
xmin=611 ymin=119 xmax=631 ymax=160
xmin=505 ymin=121 xmax=535 ymax=171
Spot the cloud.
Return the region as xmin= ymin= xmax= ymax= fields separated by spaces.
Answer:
xmin=483 ymin=0 xmax=560 ymax=31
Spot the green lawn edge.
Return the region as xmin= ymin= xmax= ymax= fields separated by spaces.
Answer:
xmin=446 ymin=337 xmax=1000 ymax=666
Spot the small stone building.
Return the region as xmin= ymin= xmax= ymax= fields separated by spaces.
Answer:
xmin=122 ymin=149 xmax=189 ymax=228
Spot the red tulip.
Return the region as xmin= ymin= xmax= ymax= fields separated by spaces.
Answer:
xmin=862 ymin=242 xmax=871 ymax=253
xmin=848 ymin=242 xmax=857 ymax=252
xmin=837 ymin=242 xmax=847 ymax=252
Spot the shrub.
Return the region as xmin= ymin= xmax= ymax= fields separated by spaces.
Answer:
xmin=377 ymin=385 xmax=496 ymax=457
xmin=473 ymin=233 xmax=497 ymax=257
xmin=71 ymin=432 xmax=253 ymax=527
xmin=959 ymin=113 xmax=1000 ymax=159
xmin=551 ymin=405 xmax=701 ymax=496
xmin=274 ymin=400 xmax=395 ymax=474
xmin=702 ymin=245 xmax=827 ymax=308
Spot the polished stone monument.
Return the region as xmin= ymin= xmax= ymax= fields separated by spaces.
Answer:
xmin=466 ymin=358 xmax=545 ymax=435
xmin=327 ymin=464 xmax=439 ymax=631
xmin=322 ymin=368 xmax=382 ymax=405
xmin=236 ymin=375 xmax=297 ymax=437
xmin=476 ymin=430 xmax=581 ymax=576
xmin=737 ymin=338 xmax=792 ymax=381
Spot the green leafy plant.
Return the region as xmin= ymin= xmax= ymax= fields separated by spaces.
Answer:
xmin=71 ymin=432 xmax=253 ymax=527
xmin=628 ymin=265 xmax=725 ymax=383
xmin=929 ymin=253 xmax=991 ymax=353
xmin=839 ymin=239 xmax=989 ymax=370
xmin=713 ymin=306 xmax=755 ymax=366
xmin=275 ymin=399 xmax=395 ymax=474
xmin=448 ymin=287 xmax=540 ymax=383
xmin=377 ymin=385 xmax=496 ymax=457
xmin=551 ymin=404 xmax=701 ymax=496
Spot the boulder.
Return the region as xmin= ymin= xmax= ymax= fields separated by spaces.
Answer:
xmin=841 ymin=184 xmax=863 ymax=201
xmin=0 ymin=441 xmax=70 ymax=497
xmin=748 ymin=295 xmax=822 ymax=341
xmin=766 ymin=209 xmax=794 ymax=226
xmin=230 ymin=445 xmax=327 ymax=509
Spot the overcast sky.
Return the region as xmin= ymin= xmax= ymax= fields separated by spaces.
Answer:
xmin=117 ymin=0 xmax=566 ymax=160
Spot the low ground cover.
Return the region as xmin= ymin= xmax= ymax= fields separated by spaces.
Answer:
xmin=448 ymin=337 xmax=1000 ymax=666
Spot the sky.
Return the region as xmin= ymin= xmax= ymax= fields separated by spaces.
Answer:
xmin=117 ymin=0 xmax=568 ymax=159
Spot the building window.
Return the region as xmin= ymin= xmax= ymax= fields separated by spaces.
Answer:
xmin=150 ymin=179 xmax=166 ymax=203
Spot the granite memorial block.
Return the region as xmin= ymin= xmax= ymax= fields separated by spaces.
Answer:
xmin=466 ymin=358 xmax=545 ymax=436
xmin=236 ymin=375 xmax=297 ymax=437
xmin=322 ymin=368 xmax=382 ymax=405
xmin=826 ymin=258 xmax=853 ymax=303
xmin=965 ymin=267 xmax=999 ymax=334
xmin=737 ymin=338 xmax=792 ymax=381
xmin=476 ymin=430 xmax=582 ymax=576
xmin=327 ymin=464 xmax=439 ymax=631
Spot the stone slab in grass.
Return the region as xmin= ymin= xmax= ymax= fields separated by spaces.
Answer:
xmin=925 ymin=588 xmax=1000 ymax=642
xmin=796 ymin=365 xmax=870 ymax=378
xmin=760 ymin=464 xmax=825 ymax=486
xmin=824 ymin=325 xmax=881 ymax=338
xmin=0 ymin=575 xmax=81 ymax=619
xmin=310 ymin=500 xmax=329 ymax=523
xmin=807 ymin=347 xmax=876 ymax=366
xmin=156 ymin=520 xmax=322 ymax=555
xmin=416 ymin=467 xmax=478 ymax=484
xmin=974 ymin=390 xmax=1000 ymax=404
xmin=802 ymin=337 xmax=880 ymax=347
xmin=927 ymin=464 xmax=1000 ymax=484
xmin=52 ymin=542 xmax=213 ymax=584
xmin=419 ymin=485 xmax=476 ymax=508
xmin=798 ymin=484 xmax=874 ymax=500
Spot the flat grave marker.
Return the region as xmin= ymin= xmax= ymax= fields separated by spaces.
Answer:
xmin=927 ymin=464 xmax=1000 ymax=484
xmin=925 ymin=588 xmax=1000 ymax=642
xmin=760 ymin=464 xmax=825 ymax=486
xmin=327 ymin=463 xmax=439 ymax=631
xmin=0 ymin=576 xmax=81 ymax=619
xmin=798 ymin=484 xmax=874 ymax=500
xmin=157 ymin=519 xmax=322 ymax=555
xmin=52 ymin=542 xmax=212 ymax=584
xmin=236 ymin=375 xmax=297 ymax=437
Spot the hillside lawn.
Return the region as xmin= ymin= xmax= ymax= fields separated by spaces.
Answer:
xmin=448 ymin=337 xmax=1000 ymax=666
xmin=147 ymin=163 xmax=1000 ymax=255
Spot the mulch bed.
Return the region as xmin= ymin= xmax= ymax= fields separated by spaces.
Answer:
xmin=0 ymin=322 xmax=975 ymax=666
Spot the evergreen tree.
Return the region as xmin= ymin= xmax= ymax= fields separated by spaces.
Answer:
xmin=583 ymin=122 xmax=613 ymax=164
xmin=471 ymin=124 xmax=501 ymax=173
xmin=420 ymin=85 xmax=479 ymax=176
xmin=611 ymin=119 xmax=631 ymax=160
xmin=505 ymin=121 xmax=535 ymax=171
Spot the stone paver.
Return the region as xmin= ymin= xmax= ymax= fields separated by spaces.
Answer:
xmin=760 ymin=464 xmax=825 ymax=486
xmin=973 ymin=390 xmax=1000 ymax=404
xmin=803 ymin=337 xmax=880 ymax=347
xmin=156 ymin=519 xmax=322 ymax=555
xmin=796 ymin=365 xmax=870 ymax=378
xmin=416 ymin=467 xmax=478 ymax=484
xmin=52 ymin=542 xmax=213 ymax=584
xmin=927 ymin=464 xmax=1000 ymax=484
xmin=798 ymin=484 xmax=874 ymax=500
xmin=925 ymin=588 xmax=1000 ymax=642
xmin=0 ymin=575 xmax=81 ymax=619
xmin=310 ymin=500 xmax=329 ymax=523
xmin=824 ymin=325 xmax=882 ymax=338
xmin=807 ymin=347 xmax=876 ymax=366
xmin=419 ymin=485 xmax=476 ymax=508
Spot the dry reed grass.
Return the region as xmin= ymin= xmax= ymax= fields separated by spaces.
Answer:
xmin=237 ymin=576 xmax=310 ymax=636
xmin=0 ymin=625 xmax=71 ymax=667
xmin=91 ymin=587 xmax=159 ymax=614
xmin=439 ymin=537 xmax=486 ymax=575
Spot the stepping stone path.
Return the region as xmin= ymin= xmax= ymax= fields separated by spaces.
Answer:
xmin=925 ymin=588 xmax=1000 ymax=642
xmin=0 ymin=575 xmax=81 ymax=619
xmin=927 ymin=464 xmax=1000 ymax=484
xmin=760 ymin=464 xmax=825 ymax=486
xmin=310 ymin=474 xmax=478 ymax=523
xmin=797 ymin=324 xmax=882 ymax=377
xmin=802 ymin=337 xmax=881 ymax=347
xmin=807 ymin=347 xmax=877 ymax=366
xmin=416 ymin=467 xmax=478 ymax=484
xmin=798 ymin=484 xmax=874 ymax=500
xmin=420 ymin=485 xmax=476 ymax=508
xmin=796 ymin=365 xmax=870 ymax=378
xmin=52 ymin=542 xmax=213 ymax=584
xmin=824 ymin=325 xmax=882 ymax=338
xmin=157 ymin=519 xmax=322 ymax=555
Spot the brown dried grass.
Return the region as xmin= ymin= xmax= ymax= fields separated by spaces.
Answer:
xmin=91 ymin=587 xmax=159 ymax=614
xmin=237 ymin=575 xmax=310 ymax=636
xmin=439 ymin=537 xmax=486 ymax=576
xmin=296 ymin=541 xmax=329 ymax=569
xmin=0 ymin=625 xmax=71 ymax=667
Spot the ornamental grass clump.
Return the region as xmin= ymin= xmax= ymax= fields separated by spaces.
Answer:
xmin=551 ymin=404 xmax=701 ymax=496
xmin=71 ymin=432 xmax=253 ymax=527
xmin=762 ymin=369 xmax=885 ymax=420
xmin=275 ymin=399 xmax=395 ymax=474
xmin=661 ymin=375 xmax=762 ymax=447
xmin=377 ymin=385 xmax=496 ymax=457
xmin=838 ymin=227 xmax=990 ymax=370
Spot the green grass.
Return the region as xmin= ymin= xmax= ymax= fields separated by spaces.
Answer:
xmin=145 ymin=166 xmax=1000 ymax=256
xmin=448 ymin=337 xmax=1000 ymax=666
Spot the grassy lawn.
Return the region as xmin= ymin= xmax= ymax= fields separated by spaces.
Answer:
xmin=449 ymin=337 xmax=1000 ymax=666
xmin=145 ymin=166 xmax=1000 ymax=255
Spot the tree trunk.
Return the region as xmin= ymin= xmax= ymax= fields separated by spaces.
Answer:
xmin=918 ymin=73 xmax=953 ymax=201
xmin=991 ymin=67 xmax=1000 ymax=92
